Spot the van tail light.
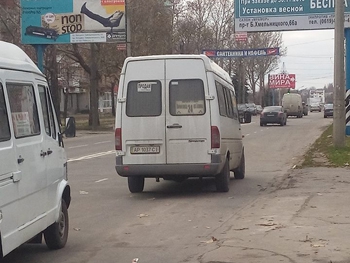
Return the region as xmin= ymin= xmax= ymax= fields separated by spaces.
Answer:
xmin=115 ymin=128 xmax=122 ymax=150
xmin=211 ymin=126 xmax=220 ymax=149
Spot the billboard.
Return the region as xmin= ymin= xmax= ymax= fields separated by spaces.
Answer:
xmin=202 ymin=48 xmax=279 ymax=58
xmin=269 ymin=74 xmax=296 ymax=89
xmin=234 ymin=0 xmax=350 ymax=32
xmin=21 ymin=0 xmax=126 ymax=44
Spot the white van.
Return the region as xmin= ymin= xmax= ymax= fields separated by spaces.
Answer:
xmin=281 ymin=92 xmax=303 ymax=118
xmin=115 ymin=54 xmax=248 ymax=193
xmin=0 ymin=41 xmax=70 ymax=258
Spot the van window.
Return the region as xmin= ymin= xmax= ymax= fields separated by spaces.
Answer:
xmin=223 ymin=87 xmax=234 ymax=118
xmin=216 ymin=82 xmax=227 ymax=117
xmin=7 ymin=83 xmax=40 ymax=138
xmin=169 ymin=79 xmax=205 ymax=116
xmin=230 ymin=90 xmax=239 ymax=119
xmin=126 ymin=81 xmax=162 ymax=117
xmin=39 ymin=85 xmax=51 ymax=136
xmin=38 ymin=85 xmax=57 ymax=139
xmin=0 ymin=83 xmax=11 ymax=142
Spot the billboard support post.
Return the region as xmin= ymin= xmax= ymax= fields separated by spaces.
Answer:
xmin=346 ymin=28 xmax=350 ymax=136
xmin=32 ymin=44 xmax=47 ymax=73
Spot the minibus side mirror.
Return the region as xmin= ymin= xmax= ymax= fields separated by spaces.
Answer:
xmin=58 ymin=132 xmax=64 ymax=147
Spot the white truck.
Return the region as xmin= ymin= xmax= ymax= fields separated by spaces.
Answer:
xmin=282 ymin=93 xmax=303 ymax=118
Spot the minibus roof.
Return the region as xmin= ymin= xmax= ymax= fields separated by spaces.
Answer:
xmin=122 ymin=54 xmax=232 ymax=85
xmin=0 ymin=41 xmax=44 ymax=77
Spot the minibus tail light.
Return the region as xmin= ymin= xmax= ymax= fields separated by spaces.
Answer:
xmin=211 ymin=126 xmax=220 ymax=148
xmin=115 ymin=128 xmax=122 ymax=150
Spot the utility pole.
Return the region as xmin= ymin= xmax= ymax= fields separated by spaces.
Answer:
xmin=126 ymin=0 xmax=131 ymax=57
xmin=334 ymin=0 xmax=346 ymax=147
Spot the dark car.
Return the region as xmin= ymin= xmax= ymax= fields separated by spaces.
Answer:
xmin=237 ymin=104 xmax=251 ymax=123
xmin=302 ymin=102 xmax=308 ymax=116
xmin=260 ymin=106 xmax=287 ymax=126
xmin=323 ymin=103 xmax=333 ymax=118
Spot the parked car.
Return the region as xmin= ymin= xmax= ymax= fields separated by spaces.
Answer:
xmin=260 ymin=106 xmax=287 ymax=126
xmin=246 ymin=103 xmax=257 ymax=115
xmin=323 ymin=103 xmax=334 ymax=118
xmin=256 ymin=105 xmax=263 ymax=114
xmin=310 ymin=103 xmax=322 ymax=112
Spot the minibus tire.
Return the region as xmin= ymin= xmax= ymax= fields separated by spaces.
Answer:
xmin=215 ymin=158 xmax=230 ymax=192
xmin=44 ymin=199 xmax=69 ymax=249
xmin=234 ymin=150 xmax=245 ymax=179
xmin=128 ymin=177 xmax=145 ymax=193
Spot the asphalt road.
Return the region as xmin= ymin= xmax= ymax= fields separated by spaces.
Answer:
xmin=2 ymin=111 xmax=333 ymax=263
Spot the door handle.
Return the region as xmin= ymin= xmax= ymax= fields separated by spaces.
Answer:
xmin=17 ymin=156 xmax=24 ymax=164
xmin=167 ymin=124 xmax=182 ymax=129
xmin=47 ymin=149 xmax=53 ymax=155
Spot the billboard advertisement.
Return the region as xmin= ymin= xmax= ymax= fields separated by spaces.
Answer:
xmin=21 ymin=0 xmax=126 ymax=44
xmin=234 ymin=0 xmax=350 ymax=32
xmin=202 ymin=48 xmax=279 ymax=58
xmin=269 ymin=74 xmax=296 ymax=89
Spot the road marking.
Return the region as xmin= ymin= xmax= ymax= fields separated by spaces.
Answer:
xmin=94 ymin=141 xmax=111 ymax=145
xmin=68 ymin=144 xmax=88 ymax=149
xmin=95 ymin=178 xmax=109 ymax=183
xmin=68 ymin=150 xmax=115 ymax=163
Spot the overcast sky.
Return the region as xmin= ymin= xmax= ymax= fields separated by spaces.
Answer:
xmin=271 ymin=29 xmax=335 ymax=90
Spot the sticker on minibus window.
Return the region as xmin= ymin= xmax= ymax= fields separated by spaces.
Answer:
xmin=175 ymin=100 xmax=204 ymax=115
xmin=12 ymin=112 xmax=31 ymax=137
xmin=137 ymin=82 xmax=157 ymax=92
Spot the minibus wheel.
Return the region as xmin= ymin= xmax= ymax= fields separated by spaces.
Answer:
xmin=234 ymin=150 xmax=245 ymax=179
xmin=215 ymin=158 xmax=230 ymax=192
xmin=44 ymin=199 xmax=69 ymax=249
xmin=128 ymin=177 xmax=145 ymax=193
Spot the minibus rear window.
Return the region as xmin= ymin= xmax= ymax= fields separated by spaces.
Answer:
xmin=0 ymin=83 xmax=11 ymax=142
xmin=126 ymin=81 xmax=162 ymax=117
xmin=169 ymin=79 xmax=205 ymax=116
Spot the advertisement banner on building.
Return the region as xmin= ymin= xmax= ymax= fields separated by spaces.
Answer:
xmin=21 ymin=0 xmax=126 ymax=44
xmin=234 ymin=0 xmax=350 ymax=32
xmin=269 ymin=74 xmax=296 ymax=89
xmin=202 ymin=48 xmax=279 ymax=58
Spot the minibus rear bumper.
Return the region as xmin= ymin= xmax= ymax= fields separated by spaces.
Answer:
xmin=115 ymin=155 xmax=222 ymax=177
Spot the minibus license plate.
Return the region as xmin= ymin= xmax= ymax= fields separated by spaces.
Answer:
xmin=131 ymin=146 xmax=160 ymax=154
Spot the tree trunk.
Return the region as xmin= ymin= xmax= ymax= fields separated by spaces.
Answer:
xmin=89 ymin=43 xmax=100 ymax=130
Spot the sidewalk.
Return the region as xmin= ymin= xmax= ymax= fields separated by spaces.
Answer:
xmin=202 ymin=167 xmax=350 ymax=263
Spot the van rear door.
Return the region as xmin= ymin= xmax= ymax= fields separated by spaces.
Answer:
xmin=121 ymin=59 xmax=166 ymax=165
xmin=165 ymin=58 xmax=211 ymax=164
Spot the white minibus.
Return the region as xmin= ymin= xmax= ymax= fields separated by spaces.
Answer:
xmin=0 ymin=41 xmax=70 ymax=258
xmin=115 ymin=54 xmax=248 ymax=193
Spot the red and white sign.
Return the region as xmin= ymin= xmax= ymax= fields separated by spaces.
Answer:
xmin=269 ymin=73 xmax=296 ymax=89
xmin=234 ymin=32 xmax=247 ymax=42
xmin=117 ymin=43 xmax=126 ymax=50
